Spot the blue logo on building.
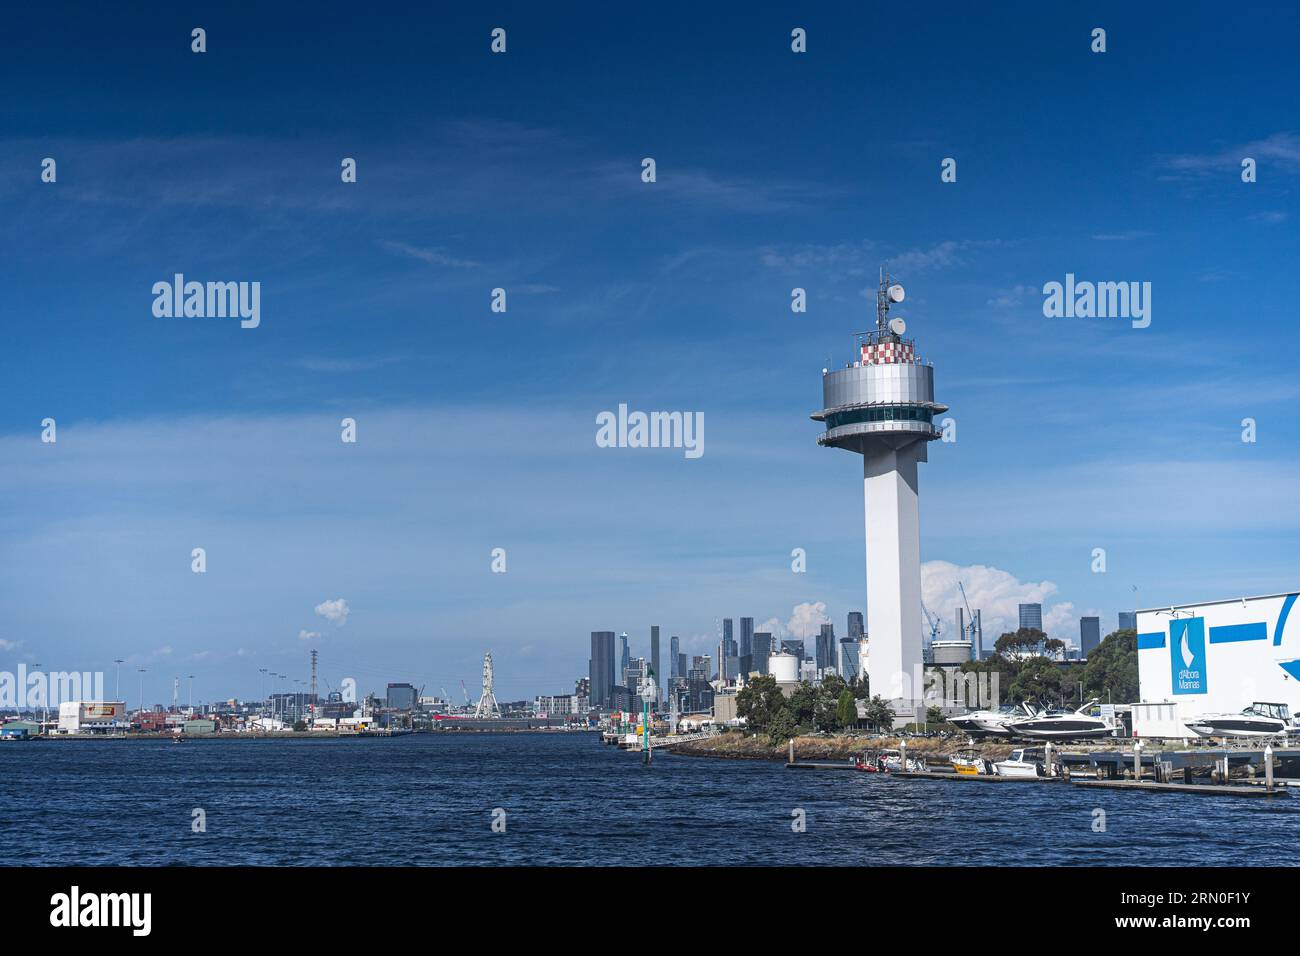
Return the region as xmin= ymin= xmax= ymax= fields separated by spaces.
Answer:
xmin=1169 ymin=617 xmax=1207 ymax=695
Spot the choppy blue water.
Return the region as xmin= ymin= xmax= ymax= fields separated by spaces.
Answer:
xmin=1 ymin=733 xmax=1295 ymax=866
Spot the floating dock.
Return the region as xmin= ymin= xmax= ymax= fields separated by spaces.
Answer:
xmin=785 ymin=761 xmax=858 ymax=771
xmin=892 ymin=770 xmax=1062 ymax=784
xmin=1070 ymin=779 xmax=1285 ymax=798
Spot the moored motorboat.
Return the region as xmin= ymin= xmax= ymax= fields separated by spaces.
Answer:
xmin=993 ymin=747 xmax=1053 ymax=778
xmin=949 ymin=748 xmax=990 ymax=775
xmin=1003 ymin=699 xmax=1114 ymax=741
xmin=1185 ymin=702 xmax=1291 ymax=738
xmin=949 ymin=703 xmax=1037 ymax=738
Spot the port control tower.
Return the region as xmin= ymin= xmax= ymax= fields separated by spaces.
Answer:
xmin=811 ymin=271 xmax=947 ymax=721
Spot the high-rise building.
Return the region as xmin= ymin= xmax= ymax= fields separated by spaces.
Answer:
xmin=847 ymin=611 xmax=864 ymax=640
xmin=670 ymin=635 xmax=680 ymax=677
xmin=677 ymin=652 xmax=688 ymax=679
xmin=687 ymin=656 xmax=714 ymax=712
xmin=623 ymin=658 xmax=647 ymax=699
xmin=838 ymin=637 xmax=861 ymax=680
xmin=1018 ymin=603 xmax=1044 ymax=633
xmin=650 ymin=626 xmax=661 ymax=702
xmin=739 ymin=618 xmax=754 ymax=658
xmin=386 ymin=683 xmax=417 ymax=711
xmin=753 ymin=632 xmax=772 ymax=675
xmin=589 ymin=631 xmax=616 ymax=710
xmin=816 ymin=623 xmax=835 ymax=671
xmin=813 ymin=272 xmax=947 ymax=714
xmin=722 ymin=619 xmax=736 ymax=658
xmin=1118 ymin=611 xmax=1137 ymax=631
xmin=782 ymin=639 xmax=805 ymax=660
xmin=1080 ymin=616 xmax=1101 ymax=657
xmin=619 ymin=632 xmax=630 ymax=676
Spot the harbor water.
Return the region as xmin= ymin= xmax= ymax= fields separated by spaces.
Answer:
xmin=2 ymin=733 xmax=1297 ymax=866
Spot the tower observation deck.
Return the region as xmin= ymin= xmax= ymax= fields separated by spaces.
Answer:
xmin=811 ymin=271 xmax=947 ymax=724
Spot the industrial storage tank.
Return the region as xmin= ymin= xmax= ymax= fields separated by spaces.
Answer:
xmin=931 ymin=641 xmax=973 ymax=666
xmin=769 ymin=652 xmax=800 ymax=683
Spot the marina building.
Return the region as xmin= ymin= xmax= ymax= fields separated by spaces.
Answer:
xmin=1134 ymin=591 xmax=1300 ymax=737
xmin=57 ymin=701 xmax=126 ymax=734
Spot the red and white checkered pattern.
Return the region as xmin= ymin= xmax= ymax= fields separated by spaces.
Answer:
xmin=861 ymin=341 xmax=916 ymax=365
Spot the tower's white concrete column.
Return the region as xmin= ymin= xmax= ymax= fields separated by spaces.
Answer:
xmin=863 ymin=442 xmax=923 ymax=711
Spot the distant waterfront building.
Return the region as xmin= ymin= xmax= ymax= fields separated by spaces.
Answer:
xmin=619 ymin=632 xmax=631 ymax=677
xmin=722 ymin=619 xmax=737 ymax=658
xmin=386 ymin=683 xmax=418 ymax=711
xmin=739 ymin=617 xmax=754 ymax=659
xmin=847 ymin=611 xmax=864 ymax=640
xmin=677 ymin=652 xmax=688 ymax=680
xmin=670 ymin=635 xmax=680 ymax=678
xmin=816 ymin=623 xmax=835 ymax=671
xmin=1118 ymin=611 xmax=1137 ymax=631
xmin=753 ymin=631 xmax=773 ymax=675
xmin=623 ymin=658 xmax=647 ymax=699
xmin=610 ymin=685 xmax=634 ymax=713
xmin=1018 ymin=603 xmax=1044 ymax=633
xmin=782 ymin=639 xmax=805 ymax=660
xmin=687 ymin=656 xmax=714 ymax=712
xmin=589 ymin=631 xmax=616 ymax=710
xmin=1080 ymin=616 xmax=1101 ymax=657
xmin=535 ymin=694 xmax=575 ymax=716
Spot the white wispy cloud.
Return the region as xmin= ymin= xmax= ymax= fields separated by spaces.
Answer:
xmin=314 ymin=599 xmax=350 ymax=627
xmin=381 ymin=241 xmax=480 ymax=269
xmin=921 ymin=561 xmax=1090 ymax=647
xmin=1160 ymin=132 xmax=1300 ymax=180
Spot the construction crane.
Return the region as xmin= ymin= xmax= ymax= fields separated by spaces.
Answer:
xmin=958 ymin=580 xmax=981 ymax=656
xmin=460 ymin=680 xmax=470 ymax=706
xmin=921 ymin=601 xmax=942 ymax=643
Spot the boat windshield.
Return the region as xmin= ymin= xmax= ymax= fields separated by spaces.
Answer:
xmin=1249 ymin=703 xmax=1290 ymax=720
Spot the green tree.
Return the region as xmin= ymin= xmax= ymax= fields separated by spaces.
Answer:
xmin=1007 ymin=656 xmax=1066 ymax=705
xmin=837 ymin=689 xmax=859 ymax=729
xmin=861 ymin=695 xmax=895 ymax=731
xmin=767 ymin=708 xmax=798 ymax=745
xmin=1082 ymin=629 xmax=1138 ymax=702
xmin=995 ymin=627 xmax=1048 ymax=657
xmin=736 ymin=675 xmax=785 ymax=733
xmin=292 ymin=719 xmax=307 ymax=732
xmin=925 ymin=705 xmax=945 ymax=724
xmin=786 ymin=682 xmax=820 ymax=728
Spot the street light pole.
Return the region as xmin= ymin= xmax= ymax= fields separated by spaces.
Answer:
xmin=114 ymin=659 xmax=124 ymax=701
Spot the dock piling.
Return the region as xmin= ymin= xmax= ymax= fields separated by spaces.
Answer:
xmin=1266 ymin=745 xmax=1274 ymax=791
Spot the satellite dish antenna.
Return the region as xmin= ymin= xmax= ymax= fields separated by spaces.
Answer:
xmin=888 ymin=284 xmax=906 ymax=303
xmin=888 ymin=317 xmax=907 ymax=336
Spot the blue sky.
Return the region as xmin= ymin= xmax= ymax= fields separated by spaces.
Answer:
xmin=2 ymin=2 xmax=1298 ymax=704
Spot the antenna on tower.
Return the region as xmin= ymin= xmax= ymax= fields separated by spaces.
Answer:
xmin=310 ymin=649 xmax=318 ymax=719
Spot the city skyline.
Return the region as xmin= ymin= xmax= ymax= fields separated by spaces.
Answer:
xmin=4 ymin=3 xmax=1299 ymax=699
